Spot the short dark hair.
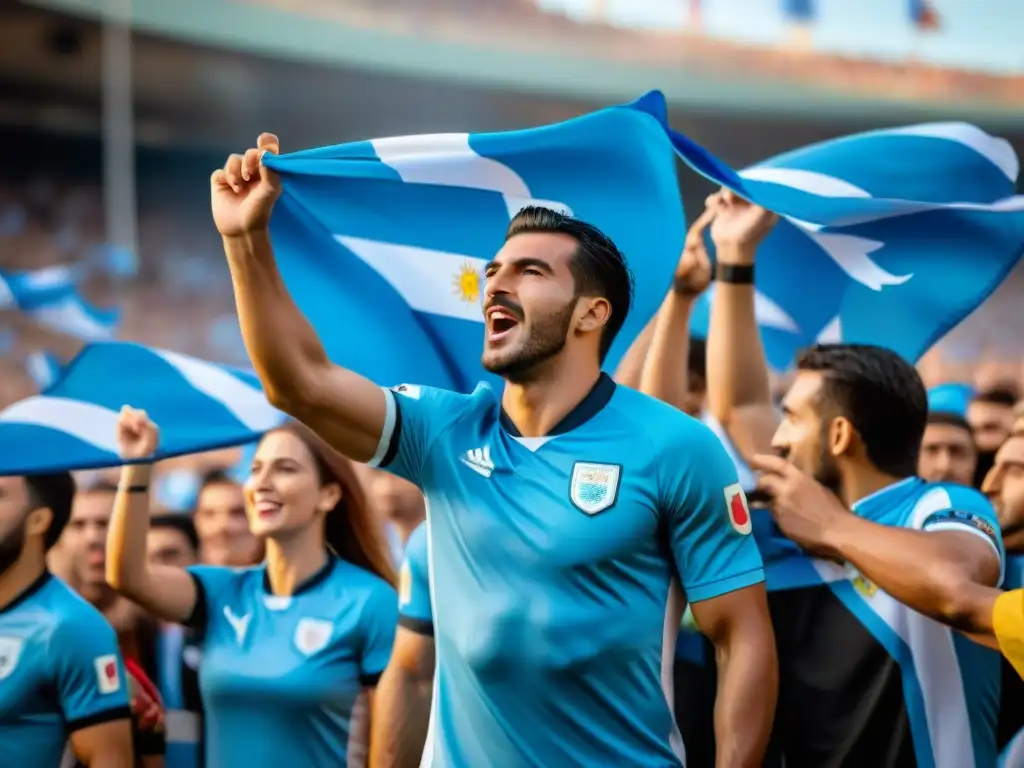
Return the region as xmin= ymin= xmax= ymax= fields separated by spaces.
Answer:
xmin=926 ymin=410 xmax=973 ymax=433
xmin=150 ymin=513 xmax=199 ymax=553
xmin=506 ymin=206 xmax=634 ymax=362
xmin=24 ymin=472 xmax=76 ymax=550
xmin=973 ymin=386 xmax=1018 ymax=408
xmin=197 ymin=469 xmax=237 ymax=496
xmin=796 ymin=344 xmax=927 ymax=477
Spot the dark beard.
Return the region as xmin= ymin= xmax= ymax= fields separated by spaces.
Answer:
xmin=483 ymin=301 xmax=575 ymax=384
xmin=814 ymin=427 xmax=844 ymax=496
xmin=0 ymin=521 xmax=26 ymax=576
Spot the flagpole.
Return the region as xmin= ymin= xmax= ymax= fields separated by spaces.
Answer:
xmin=101 ymin=0 xmax=138 ymax=273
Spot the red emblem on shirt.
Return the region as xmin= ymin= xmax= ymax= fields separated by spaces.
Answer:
xmin=724 ymin=483 xmax=752 ymax=535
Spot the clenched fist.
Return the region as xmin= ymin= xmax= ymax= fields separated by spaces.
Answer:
xmin=211 ymin=133 xmax=283 ymax=237
xmin=116 ymin=406 xmax=160 ymax=461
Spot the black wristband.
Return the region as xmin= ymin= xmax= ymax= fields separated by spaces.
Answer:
xmin=120 ymin=484 xmax=149 ymax=494
xmin=716 ymin=264 xmax=755 ymax=284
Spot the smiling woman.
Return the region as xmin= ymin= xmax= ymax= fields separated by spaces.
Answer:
xmin=104 ymin=407 xmax=400 ymax=768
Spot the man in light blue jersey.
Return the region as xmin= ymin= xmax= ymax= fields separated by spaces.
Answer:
xmin=0 ymin=472 xmax=133 ymax=767
xmin=214 ymin=134 xmax=777 ymax=767
xmin=373 ymin=522 xmax=435 ymax=768
xmin=750 ymin=344 xmax=1004 ymax=768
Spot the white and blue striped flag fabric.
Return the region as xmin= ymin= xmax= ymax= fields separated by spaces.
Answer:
xmin=262 ymin=91 xmax=685 ymax=392
xmin=263 ymin=91 xmax=1024 ymax=381
xmin=24 ymin=350 xmax=64 ymax=391
xmin=667 ymin=118 xmax=1024 ymax=369
xmin=0 ymin=342 xmax=284 ymax=475
xmin=0 ymin=265 xmax=119 ymax=341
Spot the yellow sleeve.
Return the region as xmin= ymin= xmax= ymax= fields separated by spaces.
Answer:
xmin=993 ymin=589 xmax=1024 ymax=680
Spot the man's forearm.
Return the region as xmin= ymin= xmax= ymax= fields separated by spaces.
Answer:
xmin=369 ymin=668 xmax=432 ymax=768
xmin=638 ymin=290 xmax=695 ymax=410
xmin=223 ymin=229 xmax=329 ymax=408
xmin=706 ymin=244 xmax=772 ymax=422
xmin=713 ymin=636 xmax=777 ymax=768
xmin=823 ymin=514 xmax=998 ymax=628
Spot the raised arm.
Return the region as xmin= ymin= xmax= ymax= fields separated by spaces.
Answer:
xmin=637 ymin=207 xmax=713 ymax=411
xmin=105 ymin=407 xmax=199 ymax=624
xmin=213 ymin=134 xmax=388 ymax=462
xmin=705 ymin=191 xmax=779 ymax=459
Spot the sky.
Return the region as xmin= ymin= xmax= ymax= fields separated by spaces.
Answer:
xmin=536 ymin=0 xmax=1023 ymax=75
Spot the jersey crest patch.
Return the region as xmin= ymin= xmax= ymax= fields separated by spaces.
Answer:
xmin=570 ymin=462 xmax=621 ymax=515
xmin=0 ymin=636 xmax=23 ymax=681
xmin=724 ymin=483 xmax=752 ymax=535
xmin=294 ymin=618 xmax=333 ymax=656
xmin=94 ymin=654 xmax=121 ymax=694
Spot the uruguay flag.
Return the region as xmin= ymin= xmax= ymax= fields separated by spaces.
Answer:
xmin=262 ymin=93 xmax=685 ymax=393
xmin=0 ymin=265 xmax=119 ymax=341
xmin=670 ymin=120 xmax=1024 ymax=370
xmin=0 ymin=342 xmax=283 ymax=474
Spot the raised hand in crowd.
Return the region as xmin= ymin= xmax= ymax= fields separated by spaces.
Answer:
xmin=708 ymin=188 xmax=779 ymax=260
xmin=704 ymin=188 xmax=780 ymax=465
xmin=211 ymin=133 xmax=283 ymax=238
xmin=633 ymin=205 xmax=716 ymax=412
xmin=116 ymin=406 xmax=160 ymax=462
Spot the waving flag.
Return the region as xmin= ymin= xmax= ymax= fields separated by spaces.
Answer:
xmin=669 ymin=119 xmax=1024 ymax=370
xmin=0 ymin=265 xmax=119 ymax=341
xmin=262 ymin=93 xmax=685 ymax=392
xmin=24 ymin=350 xmax=64 ymax=391
xmin=0 ymin=342 xmax=283 ymax=475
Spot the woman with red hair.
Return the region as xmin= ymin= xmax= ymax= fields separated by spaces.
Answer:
xmin=106 ymin=406 xmax=398 ymax=768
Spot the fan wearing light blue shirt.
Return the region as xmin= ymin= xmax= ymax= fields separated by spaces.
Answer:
xmin=106 ymin=408 xmax=399 ymax=768
xmin=213 ymin=134 xmax=777 ymax=768
xmin=0 ymin=471 xmax=133 ymax=767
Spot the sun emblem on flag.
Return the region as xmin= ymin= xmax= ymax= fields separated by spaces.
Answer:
xmin=452 ymin=261 xmax=481 ymax=304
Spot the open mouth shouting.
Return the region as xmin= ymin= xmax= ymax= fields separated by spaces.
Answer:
xmin=485 ymin=304 xmax=521 ymax=345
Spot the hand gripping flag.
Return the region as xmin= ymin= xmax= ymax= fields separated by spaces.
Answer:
xmin=261 ymin=92 xmax=686 ymax=393
xmin=0 ymin=342 xmax=283 ymax=475
xmin=668 ymin=118 xmax=1024 ymax=370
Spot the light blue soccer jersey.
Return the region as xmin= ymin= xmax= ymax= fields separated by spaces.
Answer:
xmin=370 ymin=374 xmax=765 ymax=767
xmin=0 ymin=572 xmax=131 ymax=768
xmin=757 ymin=477 xmax=1004 ymax=768
xmin=186 ymin=556 xmax=398 ymax=766
xmin=399 ymin=522 xmax=433 ymax=636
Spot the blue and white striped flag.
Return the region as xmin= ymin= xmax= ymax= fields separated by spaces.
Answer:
xmin=24 ymin=350 xmax=64 ymax=391
xmin=671 ymin=119 xmax=1024 ymax=369
xmin=0 ymin=342 xmax=283 ymax=475
xmin=263 ymin=91 xmax=685 ymax=392
xmin=265 ymin=92 xmax=1023 ymax=382
xmin=0 ymin=265 xmax=119 ymax=341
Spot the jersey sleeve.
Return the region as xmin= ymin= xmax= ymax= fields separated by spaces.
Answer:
xmin=660 ymin=419 xmax=765 ymax=604
xmin=910 ymin=483 xmax=1004 ymax=583
xmin=365 ymin=384 xmax=470 ymax=488
xmin=398 ymin=524 xmax=433 ymax=636
xmin=51 ymin=607 xmax=132 ymax=732
xmin=358 ymin=581 xmax=399 ymax=686
xmin=185 ymin=564 xmax=244 ymax=635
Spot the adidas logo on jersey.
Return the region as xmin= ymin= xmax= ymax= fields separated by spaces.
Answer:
xmin=460 ymin=446 xmax=494 ymax=478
